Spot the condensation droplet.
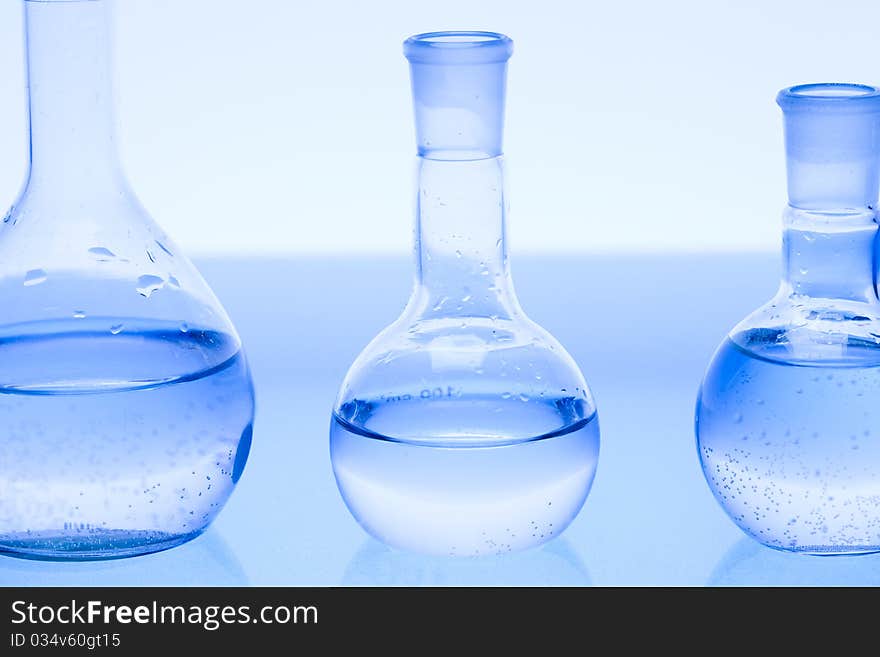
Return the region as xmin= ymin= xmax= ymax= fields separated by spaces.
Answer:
xmin=23 ymin=269 xmax=47 ymax=286
xmin=110 ymin=323 xmax=124 ymax=335
xmin=73 ymin=310 xmax=86 ymax=319
xmin=179 ymin=322 xmax=189 ymax=333
xmin=88 ymin=246 xmax=116 ymax=260
xmin=136 ymin=274 xmax=165 ymax=298
xmin=518 ymin=393 xmax=529 ymax=402
xmin=167 ymin=275 xmax=181 ymax=289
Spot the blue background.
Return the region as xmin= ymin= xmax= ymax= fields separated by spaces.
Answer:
xmin=4 ymin=254 xmax=880 ymax=585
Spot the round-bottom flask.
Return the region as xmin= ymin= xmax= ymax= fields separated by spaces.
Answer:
xmin=0 ymin=0 xmax=254 ymax=560
xmin=697 ymin=84 xmax=880 ymax=554
xmin=331 ymin=32 xmax=599 ymax=557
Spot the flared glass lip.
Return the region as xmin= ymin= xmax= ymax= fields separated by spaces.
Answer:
xmin=778 ymin=83 xmax=880 ymax=113
xmin=404 ymin=31 xmax=513 ymax=64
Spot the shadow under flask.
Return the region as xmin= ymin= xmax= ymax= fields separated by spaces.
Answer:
xmin=0 ymin=0 xmax=254 ymax=560
xmin=330 ymin=32 xmax=599 ymax=557
xmin=697 ymin=84 xmax=880 ymax=555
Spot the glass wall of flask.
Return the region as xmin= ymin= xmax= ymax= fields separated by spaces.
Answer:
xmin=330 ymin=32 xmax=599 ymax=557
xmin=0 ymin=0 xmax=255 ymax=560
xmin=696 ymin=84 xmax=880 ymax=554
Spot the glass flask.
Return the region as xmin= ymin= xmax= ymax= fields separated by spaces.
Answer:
xmin=330 ymin=31 xmax=599 ymax=557
xmin=0 ymin=0 xmax=254 ymax=560
xmin=697 ymin=83 xmax=880 ymax=555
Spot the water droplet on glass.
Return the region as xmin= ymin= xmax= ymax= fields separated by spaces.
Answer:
xmin=167 ymin=275 xmax=181 ymax=289
xmin=110 ymin=323 xmax=124 ymax=335
xmin=136 ymin=274 xmax=165 ymax=298
xmin=455 ymin=250 xmax=462 ymax=258
xmin=155 ymin=240 xmax=173 ymax=257
xmin=518 ymin=393 xmax=529 ymax=402
xmin=501 ymin=392 xmax=512 ymax=399
xmin=179 ymin=322 xmax=189 ymax=333
xmin=88 ymin=246 xmax=116 ymax=261
xmin=462 ymin=295 xmax=472 ymax=302
xmin=23 ymin=269 xmax=47 ymax=286
xmin=73 ymin=310 xmax=86 ymax=319
xmin=146 ymin=249 xmax=156 ymax=263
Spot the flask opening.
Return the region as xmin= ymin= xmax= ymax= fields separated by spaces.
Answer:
xmin=778 ymin=82 xmax=880 ymax=210
xmin=778 ymin=83 xmax=880 ymax=111
xmin=405 ymin=31 xmax=513 ymax=159
xmin=404 ymin=31 xmax=513 ymax=65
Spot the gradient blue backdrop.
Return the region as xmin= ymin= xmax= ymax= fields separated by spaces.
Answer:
xmin=3 ymin=0 xmax=880 ymax=584
xmin=1 ymin=0 xmax=879 ymax=256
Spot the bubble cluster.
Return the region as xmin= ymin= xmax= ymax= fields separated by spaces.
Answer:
xmin=697 ymin=336 xmax=880 ymax=553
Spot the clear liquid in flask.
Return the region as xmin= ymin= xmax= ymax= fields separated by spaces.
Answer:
xmin=331 ymin=395 xmax=598 ymax=556
xmin=0 ymin=320 xmax=253 ymax=559
xmin=698 ymin=332 xmax=880 ymax=554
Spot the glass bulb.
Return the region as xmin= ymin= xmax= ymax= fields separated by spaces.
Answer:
xmin=330 ymin=32 xmax=599 ymax=557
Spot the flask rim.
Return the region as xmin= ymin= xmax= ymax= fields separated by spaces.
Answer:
xmin=777 ymin=83 xmax=880 ymax=113
xmin=404 ymin=31 xmax=513 ymax=64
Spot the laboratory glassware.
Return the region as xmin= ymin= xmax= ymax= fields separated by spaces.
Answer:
xmin=330 ymin=31 xmax=599 ymax=556
xmin=697 ymin=83 xmax=880 ymax=554
xmin=0 ymin=0 xmax=254 ymax=560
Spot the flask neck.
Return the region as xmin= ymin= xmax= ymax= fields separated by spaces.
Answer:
xmin=411 ymin=156 xmax=520 ymax=319
xmin=778 ymin=84 xmax=880 ymax=211
xmin=404 ymin=31 xmax=513 ymax=161
xmin=23 ymin=0 xmax=123 ymax=198
xmin=780 ymin=206 xmax=879 ymax=304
